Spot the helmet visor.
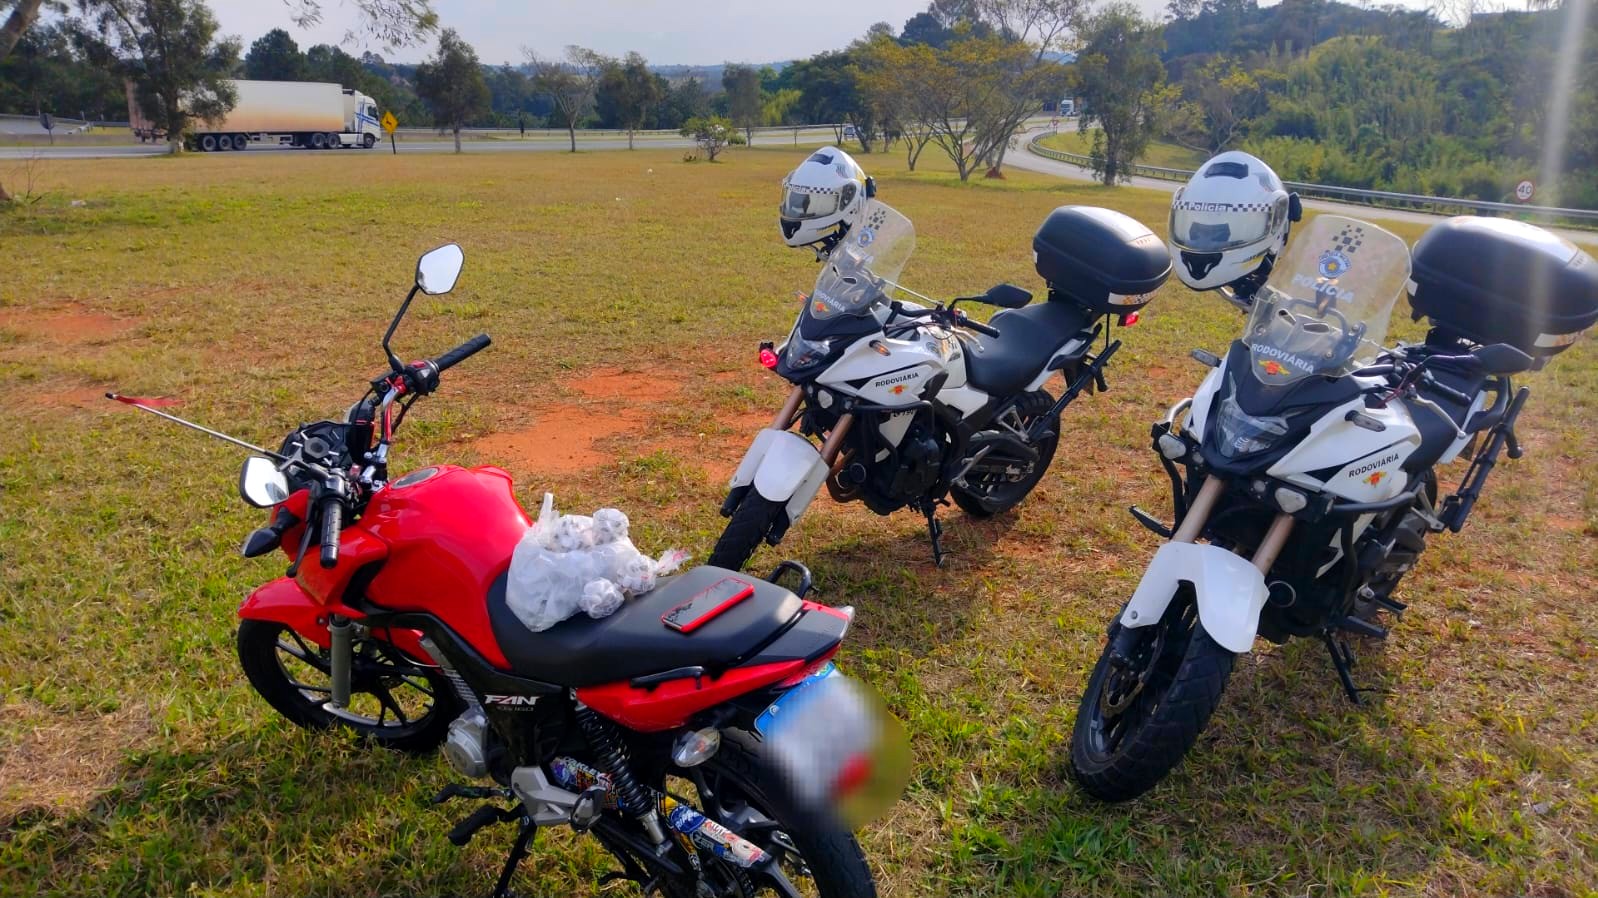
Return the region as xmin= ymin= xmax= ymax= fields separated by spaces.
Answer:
xmin=781 ymin=187 xmax=840 ymax=221
xmin=1170 ymin=204 xmax=1271 ymax=252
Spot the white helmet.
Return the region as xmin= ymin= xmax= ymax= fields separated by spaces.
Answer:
xmin=1168 ymin=151 xmax=1301 ymax=296
xmin=779 ymin=146 xmax=874 ymax=250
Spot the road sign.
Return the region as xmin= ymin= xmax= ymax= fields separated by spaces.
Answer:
xmin=381 ymin=111 xmax=398 ymax=134
xmin=1515 ymin=179 xmax=1535 ymax=203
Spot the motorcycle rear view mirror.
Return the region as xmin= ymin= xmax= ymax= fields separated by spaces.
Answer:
xmin=239 ymin=456 xmax=290 ymax=508
xmin=1471 ymin=342 xmax=1534 ymax=375
xmin=416 ymin=243 xmax=464 ymax=295
xmin=979 ymin=284 xmax=1033 ymax=309
xmin=385 ymin=243 xmax=466 ymax=371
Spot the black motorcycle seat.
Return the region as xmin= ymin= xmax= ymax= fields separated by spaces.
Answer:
xmin=486 ymin=565 xmax=803 ymax=687
xmin=1405 ymin=365 xmax=1488 ymax=473
xmin=961 ymin=299 xmax=1092 ymax=397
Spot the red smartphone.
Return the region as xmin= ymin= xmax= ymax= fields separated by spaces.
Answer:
xmin=662 ymin=577 xmax=755 ymax=633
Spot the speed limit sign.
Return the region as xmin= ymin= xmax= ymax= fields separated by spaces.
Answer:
xmin=1515 ymin=179 xmax=1535 ymax=203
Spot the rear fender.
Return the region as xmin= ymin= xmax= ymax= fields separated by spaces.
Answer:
xmin=1119 ymin=542 xmax=1267 ymax=654
xmin=238 ymin=577 xmax=432 ymax=662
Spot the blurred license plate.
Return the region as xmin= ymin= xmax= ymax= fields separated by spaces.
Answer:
xmin=754 ymin=662 xmax=838 ymax=737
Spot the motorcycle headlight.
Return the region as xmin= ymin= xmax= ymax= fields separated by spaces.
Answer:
xmin=781 ymin=332 xmax=835 ymax=372
xmin=1214 ymin=394 xmax=1289 ymax=459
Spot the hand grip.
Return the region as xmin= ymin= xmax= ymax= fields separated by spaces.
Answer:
xmin=432 ymin=333 xmax=492 ymax=373
xmin=1422 ymin=372 xmax=1473 ymax=406
xmin=318 ymin=497 xmax=342 ymax=569
xmin=962 ymin=318 xmax=1001 ymax=338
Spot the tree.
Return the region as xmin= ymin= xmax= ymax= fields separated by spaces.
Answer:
xmin=1075 ymin=2 xmax=1167 ymax=184
xmin=78 ymin=0 xmax=240 ymax=155
xmin=595 ymin=51 xmax=663 ymax=148
xmin=0 ymin=0 xmax=46 ymax=61
xmin=413 ymin=28 xmax=489 ymax=153
xmin=658 ymin=76 xmax=708 ymax=129
xmin=243 ymin=27 xmax=304 ymax=80
xmin=283 ymin=0 xmax=435 ymax=50
xmin=679 ymin=114 xmax=737 ymax=161
xmin=787 ymin=49 xmax=876 ymax=151
xmin=722 ymin=62 xmax=761 ymax=145
xmin=528 ymin=44 xmax=604 ymax=152
xmin=1164 ymin=56 xmax=1265 ymax=152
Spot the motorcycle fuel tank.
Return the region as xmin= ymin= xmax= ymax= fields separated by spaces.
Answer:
xmin=359 ymin=464 xmax=531 ymax=669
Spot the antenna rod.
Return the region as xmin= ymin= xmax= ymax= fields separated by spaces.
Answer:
xmin=105 ymin=394 xmax=288 ymax=462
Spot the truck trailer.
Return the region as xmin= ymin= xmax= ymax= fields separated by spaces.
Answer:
xmin=128 ymin=79 xmax=382 ymax=151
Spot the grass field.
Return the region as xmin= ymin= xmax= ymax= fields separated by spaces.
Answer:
xmin=2 ymin=143 xmax=1595 ymax=898
xmin=1036 ymin=129 xmax=1207 ymax=170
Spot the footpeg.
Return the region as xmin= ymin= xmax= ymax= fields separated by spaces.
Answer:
xmin=1128 ymin=506 xmax=1174 ymax=538
xmin=448 ymin=803 xmax=519 ymax=847
xmin=570 ymin=786 xmax=606 ymax=832
xmin=1336 ymin=615 xmax=1388 ymax=640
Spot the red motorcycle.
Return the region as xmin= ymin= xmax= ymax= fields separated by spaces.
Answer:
xmin=112 ymin=245 xmax=885 ymax=898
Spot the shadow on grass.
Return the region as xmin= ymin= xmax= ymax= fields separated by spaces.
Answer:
xmin=949 ymin=625 xmax=1449 ymax=895
xmin=0 ymin=723 xmax=598 ymax=898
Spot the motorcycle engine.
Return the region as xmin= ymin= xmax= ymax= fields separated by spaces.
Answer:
xmin=444 ymin=708 xmax=490 ymax=779
xmin=867 ymin=422 xmax=944 ymax=510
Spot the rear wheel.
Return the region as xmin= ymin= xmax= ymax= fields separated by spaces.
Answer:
xmin=235 ymin=619 xmax=460 ymax=753
xmin=216 ymin=134 xmax=234 ymax=151
xmin=199 ymin=134 xmax=217 ymax=152
xmin=309 ymin=132 xmax=326 ymax=149
xmin=1069 ymin=589 xmax=1235 ymax=802
xmin=708 ymin=494 xmax=785 ymax=571
xmin=233 ymin=134 xmax=249 ymax=150
xmin=654 ymin=730 xmax=876 ymax=898
xmin=951 ymin=389 xmax=1060 ymax=518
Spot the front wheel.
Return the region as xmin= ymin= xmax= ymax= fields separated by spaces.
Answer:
xmin=363 ymin=133 xmax=377 ymax=148
xmin=236 ymin=619 xmax=460 ymax=753
xmin=708 ymin=493 xmax=786 ymax=571
xmin=1068 ymin=591 xmax=1235 ymax=802
xmin=659 ymin=730 xmax=876 ymax=898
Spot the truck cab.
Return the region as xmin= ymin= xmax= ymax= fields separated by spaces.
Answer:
xmin=342 ymin=90 xmax=382 ymax=145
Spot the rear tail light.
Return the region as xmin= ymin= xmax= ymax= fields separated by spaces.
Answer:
xmin=759 ymin=341 xmax=779 ymax=369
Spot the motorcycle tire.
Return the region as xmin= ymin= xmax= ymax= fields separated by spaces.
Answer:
xmin=951 ymin=389 xmax=1060 ymax=518
xmin=1068 ymin=594 xmax=1234 ymax=802
xmin=661 ymin=730 xmax=877 ymax=898
xmin=708 ymin=494 xmax=784 ymax=571
xmin=236 ymin=619 xmax=460 ymax=754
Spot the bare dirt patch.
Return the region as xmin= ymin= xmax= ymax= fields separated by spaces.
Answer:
xmin=0 ymin=305 xmax=134 ymax=346
xmin=21 ymin=384 xmax=112 ymax=411
xmin=474 ymin=402 xmax=652 ymax=475
xmin=0 ymin=699 xmax=154 ymax=821
xmin=566 ymin=367 xmax=683 ymax=402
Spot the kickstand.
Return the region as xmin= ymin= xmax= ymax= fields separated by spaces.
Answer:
xmin=490 ymin=817 xmax=538 ymax=898
xmin=1322 ymin=631 xmax=1376 ymax=705
xmin=920 ymin=500 xmax=948 ymax=567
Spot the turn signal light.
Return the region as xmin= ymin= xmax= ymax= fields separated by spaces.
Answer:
xmin=671 ymin=727 xmax=722 ymax=767
xmin=1120 ymin=311 xmax=1140 ymax=327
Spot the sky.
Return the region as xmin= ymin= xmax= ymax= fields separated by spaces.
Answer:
xmin=210 ymin=0 xmax=938 ymax=66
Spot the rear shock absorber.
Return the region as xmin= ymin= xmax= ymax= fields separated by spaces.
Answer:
xmin=574 ymin=701 xmax=667 ymax=844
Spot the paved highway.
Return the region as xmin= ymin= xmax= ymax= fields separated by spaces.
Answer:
xmin=0 ymin=129 xmax=842 ymax=160
xmin=1010 ymin=125 xmax=1598 ymax=248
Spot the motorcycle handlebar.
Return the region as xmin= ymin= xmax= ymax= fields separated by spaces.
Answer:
xmin=318 ymin=496 xmax=342 ymax=569
xmin=432 ymin=333 xmax=492 ymax=374
xmin=1421 ymin=371 xmax=1474 ymax=406
xmin=961 ymin=317 xmax=1001 ymax=338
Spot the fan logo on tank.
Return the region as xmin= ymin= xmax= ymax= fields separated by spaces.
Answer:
xmin=1347 ymin=452 xmax=1400 ymax=480
xmin=1254 ymin=343 xmax=1316 ymax=373
xmin=484 ymin=694 xmax=539 ymax=706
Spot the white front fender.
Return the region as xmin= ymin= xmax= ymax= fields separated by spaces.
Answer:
xmin=1119 ymin=542 xmax=1269 ymax=654
xmin=728 ymin=429 xmax=830 ymax=524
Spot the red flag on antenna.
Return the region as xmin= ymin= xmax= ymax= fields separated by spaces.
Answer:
xmin=106 ymin=393 xmax=183 ymax=408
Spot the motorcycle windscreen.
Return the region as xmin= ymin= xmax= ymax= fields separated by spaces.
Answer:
xmin=1245 ymin=215 xmax=1411 ymax=386
xmin=808 ymin=200 xmax=916 ymax=321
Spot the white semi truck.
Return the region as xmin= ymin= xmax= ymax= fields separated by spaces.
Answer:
xmin=129 ymin=79 xmax=383 ymax=151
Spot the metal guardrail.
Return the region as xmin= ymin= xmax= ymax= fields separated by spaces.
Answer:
xmin=1028 ymin=133 xmax=1598 ymax=227
xmin=393 ymin=123 xmax=848 ymax=138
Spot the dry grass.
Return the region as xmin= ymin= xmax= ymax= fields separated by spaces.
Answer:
xmin=1 ymin=143 xmax=1594 ymax=897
